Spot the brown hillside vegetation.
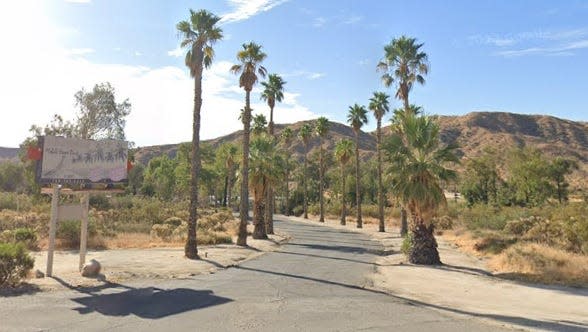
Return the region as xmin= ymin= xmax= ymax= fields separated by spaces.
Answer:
xmin=133 ymin=112 xmax=587 ymax=188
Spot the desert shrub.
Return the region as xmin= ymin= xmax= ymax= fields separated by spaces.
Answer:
xmin=89 ymin=194 xmax=112 ymax=211
xmin=401 ymin=232 xmax=413 ymax=256
xmin=432 ymin=215 xmax=453 ymax=230
xmin=361 ymin=204 xmax=380 ymax=219
xmin=292 ymin=206 xmax=304 ymax=217
xmin=199 ymin=229 xmax=232 ymax=245
xmin=13 ymin=228 xmax=38 ymax=250
xmin=57 ymin=220 xmax=98 ymax=248
xmin=473 ymin=235 xmax=517 ymax=254
xmin=0 ymin=210 xmax=49 ymax=234
xmin=461 ymin=204 xmax=529 ymax=230
xmin=307 ymin=203 xmax=319 ymax=216
xmin=110 ymin=195 xmax=134 ymax=209
xmin=200 ymin=211 xmax=234 ymax=232
xmin=0 ymin=242 xmax=35 ymax=287
xmin=150 ymin=224 xmax=174 ymax=242
xmin=172 ymin=222 xmax=187 ymax=242
xmin=164 ymin=217 xmax=184 ymax=227
xmin=504 ymin=216 xmax=542 ymax=236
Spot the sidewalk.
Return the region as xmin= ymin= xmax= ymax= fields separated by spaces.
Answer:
xmin=287 ymin=214 xmax=588 ymax=331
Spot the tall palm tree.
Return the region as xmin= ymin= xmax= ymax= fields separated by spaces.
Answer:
xmin=218 ymin=143 xmax=238 ymax=210
xmin=378 ymin=35 xmax=429 ymax=236
xmin=298 ymin=123 xmax=312 ymax=219
xmin=249 ymin=135 xmax=283 ymax=239
xmin=261 ymin=74 xmax=286 ymax=136
xmin=384 ymin=114 xmax=458 ymax=265
xmin=347 ymin=104 xmax=368 ymax=228
xmin=280 ymin=127 xmax=294 ymax=216
xmin=231 ymin=42 xmax=267 ymax=246
xmin=334 ymin=139 xmax=353 ymax=225
xmin=369 ymin=92 xmax=390 ymax=232
xmin=314 ymin=117 xmax=330 ymax=222
xmin=260 ymin=74 xmax=286 ymax=235
xmin=176 ymin=9 xmax=223 ymax=259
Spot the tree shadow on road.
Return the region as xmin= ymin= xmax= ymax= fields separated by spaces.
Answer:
xmin=235 ymin=265 xmax=588 ymax=332
xmin=71 ymin=287 xmax=232 ymax=319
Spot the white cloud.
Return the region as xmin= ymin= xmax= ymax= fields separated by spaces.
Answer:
xmin=284 ymin=70 xmax=326 ymax=80
xmin=65 ymin=0 xmax=91 ymax=3
xmin=134 ymin=51 xmax=142 ymax=56
xmin=343 ymin=15 xmax=363 ymax=25
xmin=221 ymin=0 xmax=289 ymax=24
xmin=0 ymin=2 xmax=316 ymax=147
xmin=66 ymin=48 xmax=95 ymax=56
xmin=167 ymin=46 xmax=184 ymax=57
xmin=496 ymin=39 xmax=588 ymax=57
xmin=313 ymin=17 xmax=327 ymax=28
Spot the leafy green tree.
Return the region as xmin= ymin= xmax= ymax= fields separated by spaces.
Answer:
xmin=74 ymin=82 xmax=131 ymax=140
xmin=507 ymin=148 xmax=553 ymax=207
xmin=216 ymin=143 xmax=239 ymax=209
xmin=176 ymin=8 xmax=223 ymax=258
xmin=378 ymin=35 xmax=429 ymax=236
xmin=126 ymin=163 xmax=144 ymax=195
xmin=347 ymin=104 xmax=368 ymax=228
xmin=298 ymin=123 xmax=313 ymax=219
xmin=460 ymin=152 xmax=500 ymax=206
xmin=249 ymin=135 xmax=283 ymax=239
xmin=548 ymin=157 xmax=578 ymax=204
xmin=231 ymin=42 xmax=267 ymax=246
xmin=315 ymin=117 xmax=330 ymax=222
xmin=0 ymin=162 xmax=25 ymax=193
xmin=334 ymin=139 xmax=354 ymax=225
xmin=384 ymin=114 xmax=458 ymax=265
xmin=143 ymin=155 xmax=178 ymax=201
xmin=369 ymin=92 xmax=390 ymax=232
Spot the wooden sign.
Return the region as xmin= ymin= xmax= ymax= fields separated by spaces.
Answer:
xmin=57 ymin=204 xmax=84 ymax=222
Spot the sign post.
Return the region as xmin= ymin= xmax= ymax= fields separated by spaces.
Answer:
xmin=46 ymin=184 xmax=59 ymax=277
xmin=79 ymin=192 xmax=89 ymax=271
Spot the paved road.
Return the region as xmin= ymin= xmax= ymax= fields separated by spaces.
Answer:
xmin=0 ymin=216 xmax=513 ymax=331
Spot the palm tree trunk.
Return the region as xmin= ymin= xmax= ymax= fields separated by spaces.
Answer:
xmin=223 ymin=176 xmax=228 ymax=207
xmin=377 ymin=118 xmax=385 ymax=232
xmin=319 ymin=137 xmax=325 ymax=222
xmin=400 ymin=95 xmax=410 ymax=236
xmin=238 ymin=93 xmax=252 ymax=246
xmin=355 ymin=132 xmax=362 ymax=228
xmin=409 ymin=215 xmax=441 ymax=265
xmin=340 ymin=164 xmax=346 ymax=225
xmin=266 ymin=106 xmax=275 ymax=234
xmin=185 ymin=47 xmax=204 ymax=259
xmin=227 ymin=171 xmax=232 ymax=210
xmin=303 ymin=145 xmax=308 ymax=219
xmin=253 ymin=185 xmax=268 ymax=239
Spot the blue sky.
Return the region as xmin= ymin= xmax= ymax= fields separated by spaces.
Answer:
xmin=1 ymin=0 xmax=587 ymax=147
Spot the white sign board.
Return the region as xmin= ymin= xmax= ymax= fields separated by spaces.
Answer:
xmin=37 ymin=136 xmax=128 ymax=184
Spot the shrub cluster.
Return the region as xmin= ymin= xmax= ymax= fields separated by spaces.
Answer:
xmin=0 ymin=242 xmax=34 ymax=287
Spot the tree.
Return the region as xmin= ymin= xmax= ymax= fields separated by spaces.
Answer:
xmin=75 ymin=82 xmax=131 ymax=140
xmin=298 ymin=123 xmax=312 ymax=219
xmin=314 ymin=117 xmax=330 ymax=222
xmin=177 ymin=8 xmax=223 ymax=258
xmin=280 ymin=127 xmax=294 ymax=216
xmin=384 ymin=114 xmax=458 ymax=265
xmin=334 ymin=139 xmax=354 ymax=225
xmin=548 ymin=157 xmax=578 ymax=204
xmin=460 ymin=151 xmax=500 ymax=206
xmin=369 ymin=92 xmax=390 ymax=232
xmin=0 ymin=162 xmax=25 ymax=193
xmin=261 ymin=74 xmax=286 ymax=235
xmin=507 ymin=147 xmax=553 ymax=207
xmin=252 ymin=114 xmax=268 ymax=136
xmin=249 ymin=135 xmax=283 ymax=239
xmin=378 ymin=35 xmax=429 ymax=236
xmin=347 ymin=104 xmax=368 ymax=228
xmin=230 ymin=42 xmax=267 ymax=246
xmin=217 ymin=143 xmax=239 ymax=209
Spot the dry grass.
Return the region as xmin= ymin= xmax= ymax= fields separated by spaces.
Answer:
xmin=489 ymin=243 xmax=588 ymax=287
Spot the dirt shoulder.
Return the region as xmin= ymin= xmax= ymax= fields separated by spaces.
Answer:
xmin=26 ymin=233 xmax=287 ymax=292
xmin=293 ymin=214 xmax=588 ymax=331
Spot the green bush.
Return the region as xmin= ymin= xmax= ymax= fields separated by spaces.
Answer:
xmin=14 ymin=228 xmax=38 ymax=250
xmin=164 ymin=217 xmax=184 ymax=227
xmin=504 ymin=216 xmax=542 ymax=236
xmin=57 ymin=220 xmax=97 ymax=248
xmin=0 ymin=242 xmax=34 ymax=287
xmin=432 ymin=215 xmax=453 ymax=230
xmin=401 ymin=232 xmax=413 ymax=256
xmin=292 ymin=205 xmax=304 ymax=217
xmin=89 ymin=194 xmax=112 ymax=211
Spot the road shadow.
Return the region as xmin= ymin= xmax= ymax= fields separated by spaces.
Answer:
xmin=72 ymin=287 xmax=232 ymax=319
xmin=0 ymin=282 xmax=42 ymax=297
xmin=236 ymin=265 xmax=588 ymax=332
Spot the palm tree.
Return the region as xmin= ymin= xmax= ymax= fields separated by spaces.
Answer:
xmin=369 ymin=92 xmax=390 ymax=232
xmin=260 ymin=74 xmax=286 ymax=235
xmin=347 ymin=104 xmax=368 ymax=228
xmin=261 ymin=74 xmax=286 ymax=136
xmin=384 ymin=114 xmax=458 ymax=265
xmin=176 ymin=9 xmax=223 ymax=259
xmin=231 ymin=42 xmax=267 ymax=246
xmin=314 ymin=117 xmax=330 ymax=222
xmin=334 ymin=139 xmax=353 ymax=225
xmin=249 ymin=135 xmax=283 ymax=239
xmin=378 ymin=35 xmax=429 ymax=237
xmin=217 ymin=143 xmax=238 ymax=210
xmin=280 ymin=127 xmax=294 ymax=216
xmin=298 ymin=123 xmax=312 ymax=219
xmin=252 ymin=114 xmax=267 ymax=136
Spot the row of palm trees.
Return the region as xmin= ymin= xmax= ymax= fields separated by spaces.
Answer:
xmin=177 ymin=8 xmax=457 ymax=264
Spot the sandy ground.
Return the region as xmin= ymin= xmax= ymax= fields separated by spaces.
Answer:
xmin=299 ymin=214 xmax=588 ymax=331
xmin=27 ymin=232 xmax=287 ymax=291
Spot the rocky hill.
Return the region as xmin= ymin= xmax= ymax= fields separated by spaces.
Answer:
xmin=134 ymin=112 xmax=587 ymax=188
